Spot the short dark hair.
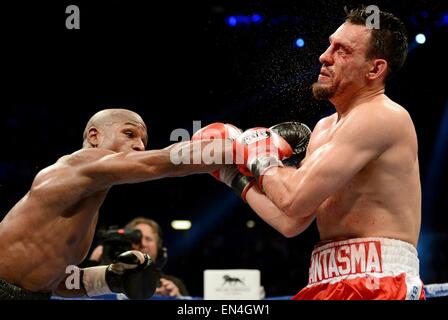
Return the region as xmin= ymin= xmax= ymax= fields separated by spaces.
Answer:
xmin=345 ymin=6 xmax=408 ymax=79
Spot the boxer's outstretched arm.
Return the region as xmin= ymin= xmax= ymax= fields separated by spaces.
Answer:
xmin=261 ymin=108 xmax=404 ymax=221
xmin=79 ymin=139 xmax=232 ymax=190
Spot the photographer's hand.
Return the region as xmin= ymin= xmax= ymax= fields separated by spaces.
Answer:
xmin=155 ymin=278 xmax=181 ymax=297
xmin=89 ymin=245 xmax=103 ymax=262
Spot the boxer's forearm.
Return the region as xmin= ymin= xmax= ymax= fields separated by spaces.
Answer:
xmin=261 ymin=166 xmax=316 ymax=219
xmin=131 ymin=139 xmax=232 ymax=178
xmin=245 ymin=185 xmax=314 ymax=237
xmin=53 ymin=271 xmax=88 ymax=297
xmin=162 ymin=139 xmax=233 ymax=177
xmin=82 ymin=139 xmax=232 ymax=187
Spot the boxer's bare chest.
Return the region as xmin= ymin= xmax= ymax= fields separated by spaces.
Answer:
xmin=306 ymin=116 xmax=382 ymax=235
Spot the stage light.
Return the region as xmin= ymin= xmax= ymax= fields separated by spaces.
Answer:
xmin=246 ymin=220 xmax=256 ymax=228
xmin=295 ymin=37 xmax=305 ymax=48
xmin=415 ymin=33 xmax=426 ymax=44
xmin=443 ymin=13 xmax=448 ymax=25
xmin=226 ymin=16 xmax=237 ymax=27
xmin=171 ymin=220 xmax=192 ymax=230
xmin=251 ymin=14 xmax=263 ymax=24
xmin=226 ymin=14 xmax=264 ymax=27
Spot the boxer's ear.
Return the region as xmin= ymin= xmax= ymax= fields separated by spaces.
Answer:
xmin=87 ymin=127 xmax=100 ymax=148
xmin=366 ymin=58 xmax=388 ymax=80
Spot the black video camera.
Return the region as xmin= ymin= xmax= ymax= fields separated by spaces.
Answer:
xmin=97 ymin=227 xmax=143 ymax=265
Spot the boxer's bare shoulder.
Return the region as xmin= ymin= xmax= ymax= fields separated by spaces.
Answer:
xmin=57 ymin=148 xmax=115 ymax=166
xmin=35 ymin=148 xmax=114 ymax=178
xmin=354 ymin=96 xmax=417 ymax=149
xmin=302 ymin=114 xmax=337 ymax=159
xmin=31 ymin=148 xmax=116 ymax=200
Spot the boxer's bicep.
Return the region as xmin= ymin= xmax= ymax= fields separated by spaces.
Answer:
xmin=298 ymin=140 xmax=376 ymax=203
xmin=273 ymin=117 xmax=393 ymax=218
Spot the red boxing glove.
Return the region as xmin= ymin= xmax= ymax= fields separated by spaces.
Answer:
xmin=192 ymin=123 xmax=241 ymax=141
xmin=192 ymin=122 xmax=241 ymax=178
xmin=192 ymin=123 xmax=256 ymax=201
xmin=234 ymin=127 xmax=293 ymax=185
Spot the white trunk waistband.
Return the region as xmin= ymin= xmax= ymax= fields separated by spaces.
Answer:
xmin=307 ymin=237 xmax=420 ymax=286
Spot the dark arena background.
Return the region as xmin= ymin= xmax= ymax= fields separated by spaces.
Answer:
xmin=1 ymin=0 xmax=447 ymax=301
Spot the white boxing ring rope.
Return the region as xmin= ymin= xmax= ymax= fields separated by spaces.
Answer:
xmin=50 ymin=282 xmax=448 ymax=300
xmin=424 ymin=283 xmax=448 ymax=298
